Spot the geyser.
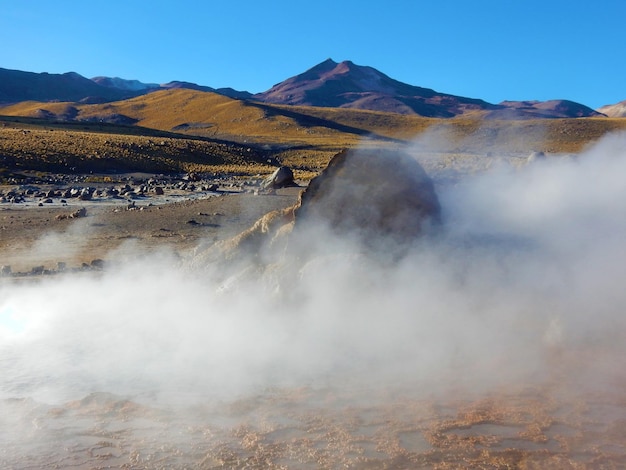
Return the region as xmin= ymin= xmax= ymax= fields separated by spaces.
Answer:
xmin=1 ymin=134 xmax=626 ymax=466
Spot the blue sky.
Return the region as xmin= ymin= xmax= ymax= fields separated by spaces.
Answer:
xmin=1 ymin=1 xmax=624 ymax=109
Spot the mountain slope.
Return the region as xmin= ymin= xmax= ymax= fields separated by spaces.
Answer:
xmin=93 ymin=76 xmax=252 ymax=100
xmin=91 ymin=76 xmax=159 ymax=91
xmin=597 ymin=100 xmax=626 ymax=118
xmin=491 ymin=100 xmax=604 ymax=119
xmin=253 ymin=58 xmax=496 ymax=117
xmin=0 ymin=68 xmax=139 ymax=104
xmin=0 ymin=89 xmax=365 ymax=146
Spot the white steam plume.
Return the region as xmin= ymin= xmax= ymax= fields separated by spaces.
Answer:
xmin=1 ymin=132 xmax=626 ymax=410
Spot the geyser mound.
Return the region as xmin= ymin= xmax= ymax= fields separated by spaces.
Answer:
xmin=192 ymin=147 xmax=441 ymax=270
xmin=294 ymin=147 xmax=441 ymax=243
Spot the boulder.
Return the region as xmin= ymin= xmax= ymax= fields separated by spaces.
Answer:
xmin=262 ymin=166 xmax=297 ymax=189
xmin=294 ymin=148 xmax=440 ymax=244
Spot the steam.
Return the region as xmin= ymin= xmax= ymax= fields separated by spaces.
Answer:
xmin=2 ymin=132 xmax=626 ymax=409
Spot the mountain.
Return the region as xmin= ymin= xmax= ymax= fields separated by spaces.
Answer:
xmin=0 ymin=67 xmax=139 ymax=104
xmin=93 ymin=77 xmax=252 ymax=100
xmin=91 ymin=76 xmax=159 ymax=92
xmin=597 ymin=100 xmax=626 ymax=118
xmin=0 ymin=61 xmax=608 ymax=119
xmin=0 ymin=67 xmax=250 ymax=105
xmin=252 ymin=59 xmax=604 ymax=119
xmin=252 ymin=58 xmax=496 ymax=118
xmin=490 ymin=100 xmax=605 ymax=119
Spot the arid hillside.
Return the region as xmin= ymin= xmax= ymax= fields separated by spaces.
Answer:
xmin=0 ymin=116 xmax=280 ymax=178
xmin=2 ymin=89 xmax=626 ymax=179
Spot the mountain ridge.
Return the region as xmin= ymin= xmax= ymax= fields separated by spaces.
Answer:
xmin=252 ymin=59 xmax=495 ymax=118
xmin=0 ymin=60 xmax=617 ymax=119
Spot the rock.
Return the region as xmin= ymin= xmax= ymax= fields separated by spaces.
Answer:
xmin=78 ymin=188 xmax=93 ymax=200
xmin=31 ymin=266 xmax=44 ymax=275
xmin=294 ymin=148 xmax=440 ymax=244
xmin=90 ymin=259 xmax=105 ymax=269
xmin=262 ymin=166 xmax=297 ymax=189
xmin=72 ymin=207 xmax=87 ymax=218
xmin=55 ymin=207 xmax=87 ymax=220
xmin=154 ymin=186 xmax=164 ymax=195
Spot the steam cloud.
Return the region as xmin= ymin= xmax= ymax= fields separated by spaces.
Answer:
xmin=1 ymin=132 xmax=626 ymax=409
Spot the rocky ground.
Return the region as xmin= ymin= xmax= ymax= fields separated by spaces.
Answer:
xmin=0 ymin=173 xmax=302 ymax=276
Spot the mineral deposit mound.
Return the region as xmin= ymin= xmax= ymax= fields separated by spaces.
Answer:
xmin=193 ymin=147 xmax=440 ymax=268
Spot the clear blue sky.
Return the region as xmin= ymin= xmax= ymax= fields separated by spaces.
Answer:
xmin=1 ymin=1 xmax=624 ymax=109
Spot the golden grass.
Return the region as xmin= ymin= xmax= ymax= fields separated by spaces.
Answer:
xmin=0 ymin=116 xmax=276 ymax=176
xmin=1 ymin=90 xmax=625 ymax=178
